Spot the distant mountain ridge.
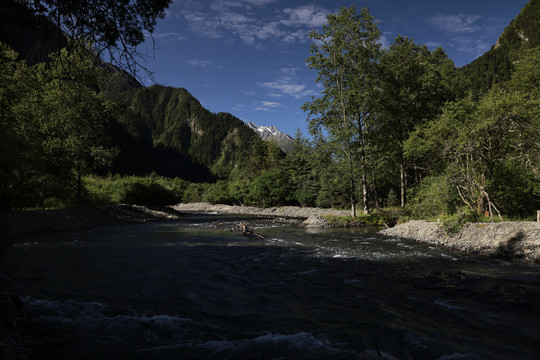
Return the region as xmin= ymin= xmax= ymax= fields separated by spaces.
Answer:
xmin=108 ymin=85 xmax=264 ymax=180
xmin=245 ymin=121 xmax=295 ymax=153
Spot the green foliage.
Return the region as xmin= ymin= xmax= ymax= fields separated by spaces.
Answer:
xmin=406 ymin=175 xmax=459 ymax=218
xmin=112 ymin=86 xmax=262 ymax=180
xmin=441 ymin=207 xmax=481 ymax=235
xmin=386 ymin=188 xmax=398 ymax=207
xmin=507 ymin=46 xmax=540 ymax=95
xmin=378 ymin=36 xmax=460 ymax=208
xmin=250 ymin=169 xmax=292 ymax=207
xmin=323 ymin=210 xmax=398 ymax=227
xmin=84 ymin=175 xmax=187 ymax=206
xmin=0 ymin=42 xmax=117 ymax=209
xmin=202 ymin=181 xmax=234 ymax=205
xmin=183 ymin=183 xmax=210 ymax=203
xmin=303 ymin=5 xmax=381 ymax=216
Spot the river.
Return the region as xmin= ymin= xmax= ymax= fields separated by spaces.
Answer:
xmin=1 ymin=214 xmax=539 ymax=359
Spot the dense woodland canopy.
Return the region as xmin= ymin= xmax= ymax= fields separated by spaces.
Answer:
xmin=0 ymin=0 xmax=538 ymax=221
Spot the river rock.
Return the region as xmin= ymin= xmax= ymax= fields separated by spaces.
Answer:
xmin=301 ymin=215 xmax=329 ymax=228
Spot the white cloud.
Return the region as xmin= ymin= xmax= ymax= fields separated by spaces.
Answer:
xmin=380 ymin=32 xmax=392 ymax=49
xmin=281 ymin=5 xmax=329 ymax=28
xmin=144 ymin=31 xmax=186 ymax=41
xmin=187 ymin=59 xmax=213 ymax=67
xmin=261 ymin=101 xmax=282 ymax=107
xmin=182 ymin=10 xmax=223 ymax=39
xmin=255 ymin=100 xmax=284 ymax=111
xmin=258 ymin=81 xmax=313 ymax=99
xmin=153 ymin=32 xmax=187 ymax=41
xmin=180 ymin=2 xmax=329 ymax=46
xmin=425 ymin=41 xmax=442 ymax=49
xmin=232 ymin=103 xmax=246 ymax=111
xmin=427 ymin=14 xmax=509 ymax=59
xmin=428 ymin=14 xmax=482 ymax=34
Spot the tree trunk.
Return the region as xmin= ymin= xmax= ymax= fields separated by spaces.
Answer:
xmin=371 ymin=169 xmax=380 ymax=211
xmin=361 ymin=168 xmax=368 ymax=214
xmin=76 ymin=163 xmax=82 ymax=204
xmin=400 ymin=162 xmax=406 ymax=208
xmin=350 ymin=177 xmax=357 ymax=218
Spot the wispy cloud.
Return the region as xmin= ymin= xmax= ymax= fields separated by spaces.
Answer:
xmin=232 ymin=103 xmax=246 ymax=111
xmin=281 ymin=5 xmax=329 ymax=28
xmin=428 ymin=14 xmax=508 ymax=58
xmin=180 ymin=2 xmax=329 ymax=46
xmin=144 ymin=31 xmax=186 ymax=41
xmin=258 ymin=81 xmax=312 ymax=98
xmin=257 ymin=65 xmax=315 ymax=99
xmin=255 ymin=100 xmax=283 ymax=111
xmin=424 ymin=41 xmax=442 ymax=49
xmin=187 ymin=59 xmax=213 ymax=67
xmin=428 ymin=14 xmax=482 ymax=34
xmin=262 ymin=101 xmax=282 ymax=107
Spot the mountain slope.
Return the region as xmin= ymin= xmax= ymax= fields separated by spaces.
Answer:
xmin=0 ymin=0 xmax=67 ymax=64
xmin=110 ymin=85 xmax=263 ymax=180
xmin=246 ymin=121 xmax=295 ymax=153
xmin=461 ymin=0 xmax=540 ymax=93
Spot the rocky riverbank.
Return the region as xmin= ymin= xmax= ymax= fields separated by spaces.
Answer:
xmin=172 ymin=202 xmax=349 ymax=219
xmin=379 ymin=220 xmax=540 ymax=263
xmin=2 ymin=203 xmax=539 ymax=263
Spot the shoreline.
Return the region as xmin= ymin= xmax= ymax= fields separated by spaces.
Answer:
xmin=0 ymin=204 xmax=182 ymax=245
xmin=379 ymin=220 xmax=540 ymax=263
xmin=2 ymin=203 xmax=539 ymax=263
xmin=171 ymin=202 xmax=349 ymax=219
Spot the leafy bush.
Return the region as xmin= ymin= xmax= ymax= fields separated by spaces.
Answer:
xmin=202 ymin=181 xmax=234 ymax=204
xmin=183 ymin=182 xmax=209 ymax=203
xmin=441 ymin=207 xmax=479 ymax=234
xmin=323 ymin=210 xmax=399 ymax=227
xmin=83 ymin=175 xmax=187 ymax=206
xmin=406 ymin=174 xmax=459 ymax=218
xmin=250 ymin=169 xmax=292 ymax=207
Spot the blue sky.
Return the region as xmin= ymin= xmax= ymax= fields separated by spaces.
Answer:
xmin=138 ymin=0 xmax=529 ymax=137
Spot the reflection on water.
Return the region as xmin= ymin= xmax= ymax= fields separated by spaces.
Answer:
xmin=2 ymin=215 xmax=540 ymax=359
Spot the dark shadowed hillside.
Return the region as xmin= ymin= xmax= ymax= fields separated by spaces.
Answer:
xmin=109 ymin=85 xmax=264 ymax=180
xmin=0 ymin=0 xmax=67 ymax=64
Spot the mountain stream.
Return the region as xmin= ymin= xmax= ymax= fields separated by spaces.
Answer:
xmin=1 ymin=214 xmax=539 ymax=359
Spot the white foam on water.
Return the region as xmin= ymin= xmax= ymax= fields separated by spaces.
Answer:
xmin=25 ymin=297 xmax=192 ymax=330
xmin=436 ymin=353 xmax=481 ymax=360
xmin=440 ymin=253 xmax=459 ymax=261
xmin=298 ymin=269 xmax=317 ymax=275
xmin=202 ymin=331 xmax=345 ymax=356
xmin=434 ymin=299 xmax=465 ymax=310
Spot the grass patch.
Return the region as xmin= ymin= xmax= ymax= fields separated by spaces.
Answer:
xmin=323 ymin=210 xmax=400 ymax=227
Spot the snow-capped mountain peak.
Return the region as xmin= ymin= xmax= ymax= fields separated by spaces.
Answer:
xmin=245 ymin=121 xmax=294 ymax=153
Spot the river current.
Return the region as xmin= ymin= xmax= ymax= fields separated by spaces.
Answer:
xmin=1 ymin=214 xmax=539 ymax=359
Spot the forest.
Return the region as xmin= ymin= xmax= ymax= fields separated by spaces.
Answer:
xmin=0 ymin=0 xmax=538 ymax=224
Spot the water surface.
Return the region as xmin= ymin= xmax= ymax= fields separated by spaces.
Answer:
xmin=2 ymin=215 xmax=539 ymax=359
